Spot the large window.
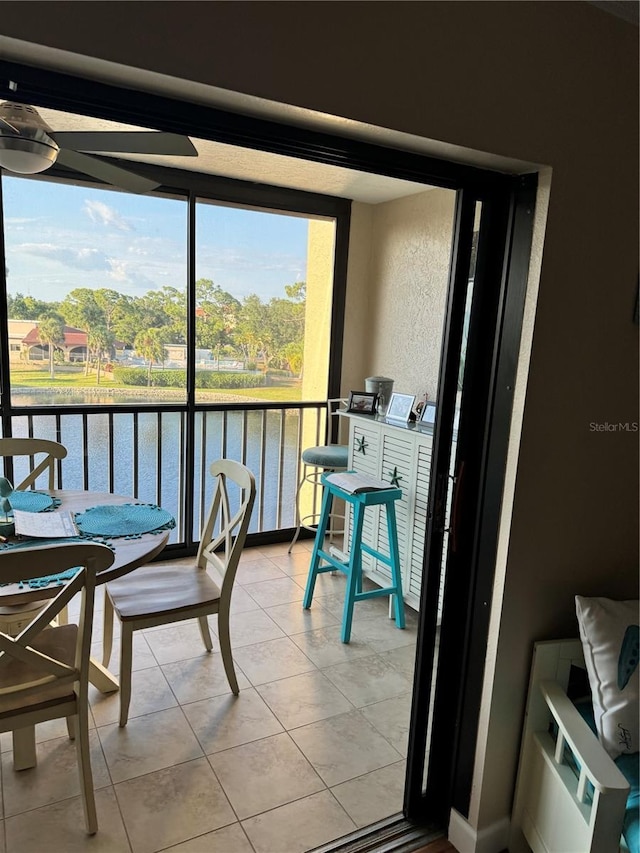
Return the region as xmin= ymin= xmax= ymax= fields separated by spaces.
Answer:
xmin=3 ymin=176 xmax=336 ymax=408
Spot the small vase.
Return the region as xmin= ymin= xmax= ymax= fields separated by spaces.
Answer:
xmin=0 ymin=520 xmax=15 ymax=538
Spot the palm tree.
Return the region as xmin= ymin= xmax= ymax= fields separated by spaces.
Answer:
xmin=88 ymin=325 xmax=115 ymax=385
xmin=134 ymin=328 xmax=165 ymax=387
xmin=36 ymin=313 xmax=65 ymax=379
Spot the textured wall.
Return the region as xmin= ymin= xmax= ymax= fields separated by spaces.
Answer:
xmin=368 ymin=188 xmax=455 ymax=403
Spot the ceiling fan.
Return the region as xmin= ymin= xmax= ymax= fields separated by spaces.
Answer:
xmin=0 ymin=101 xmax=198 ymax=194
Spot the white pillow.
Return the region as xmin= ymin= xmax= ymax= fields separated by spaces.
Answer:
xmin=575 ymin=595 xmax=639 ymax=758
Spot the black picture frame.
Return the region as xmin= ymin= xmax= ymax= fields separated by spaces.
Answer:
xmin=347 ymin=390 xmax=378 ymax=415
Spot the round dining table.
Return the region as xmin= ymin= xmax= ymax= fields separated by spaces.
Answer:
xmin=0 ymin=489 xmax=172 ymax=694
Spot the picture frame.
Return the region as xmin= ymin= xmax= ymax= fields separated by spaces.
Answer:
xmin=419 ymin=401 xmax=437 ymax=428
xmin=385 ymin=392 xmax=415 ymax=423
xmin=346 ymin=390 xmax=378 ymax=415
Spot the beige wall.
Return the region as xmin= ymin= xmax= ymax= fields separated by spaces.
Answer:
xmin=1 ymin=1 xmax=638 ymax=840
xmin=343 ymin=188 xmax=455 ymax=401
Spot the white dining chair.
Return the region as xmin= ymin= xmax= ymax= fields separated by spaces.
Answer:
xmin=0 ymin=541 xmax=114 ymax=835
xmin=102 ymin=459 xmax=256 ymax=726
xmin=0 ymin=438 xmax=70 ymax=637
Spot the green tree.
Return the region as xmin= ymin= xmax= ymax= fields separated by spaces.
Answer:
xmin=7 ymin=293 xmax=54 ymax=320
xmin=134 ymin=328 xmax=166 ymax=386
xmin=88 ymin=325 xmax=115 ymax=385
xmin=36 ymin=313 xmax=65 ymax=379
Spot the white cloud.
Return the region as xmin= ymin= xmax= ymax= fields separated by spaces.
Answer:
xmin=83 ymin=200 xmax=131 ymax=231
xmin=16 ymin=243 xmax=111 ymax=271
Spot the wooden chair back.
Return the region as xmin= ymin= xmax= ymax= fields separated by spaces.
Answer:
xmin=197 ymin=459 xmax=256 ymax=604
xmin=0 ymin=438 xmax=67 ymax=490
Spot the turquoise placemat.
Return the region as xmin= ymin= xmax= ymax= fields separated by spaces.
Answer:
xmin=8 ymin=491 xmax=56 ymax=513
xmin=0 ymin=536 xmax=115 ymax=589
xmin=75 ymin=503 xmax=175 ymax=539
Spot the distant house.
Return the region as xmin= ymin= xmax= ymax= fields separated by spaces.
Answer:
xmin=9 ymin=320 xmax=88 ymax=363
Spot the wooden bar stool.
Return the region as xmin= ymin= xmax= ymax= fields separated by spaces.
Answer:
xmin=303 ymin=472 xmax=405 ymax=643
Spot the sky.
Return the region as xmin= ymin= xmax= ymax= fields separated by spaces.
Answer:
xmin=3 ymin=174 xmax=310 ymax=305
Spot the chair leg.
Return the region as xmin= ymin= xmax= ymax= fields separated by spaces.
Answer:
xmin=341 ymin=501 xmax=364 ymax=644
xmin=66 ymin=715 xmax=77 ymax=740
xmin=75 ymin=707 xmax=98 ymax=835
xmin=12 ymin=725 xmax=36 ymax=770
xmin=118 ymin=624 xmax=133 ymax=727
xmin=102 ymin=594 xmax=114 ymax=668
xmin=303 ymin=486 xmax=333 ymax=609
xmin=198 ymin=615 xmax=213 ymax=652
xmin=217 ymin=609 xmax=239 ymax=695
xmin=386 ymin=503 xmax=405 ymax=630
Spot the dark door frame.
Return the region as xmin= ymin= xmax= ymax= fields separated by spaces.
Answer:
xmin=0 ymin=61 xmax=537 ymax=831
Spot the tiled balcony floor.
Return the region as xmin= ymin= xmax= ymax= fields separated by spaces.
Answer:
xmin=0 ymin=540 xmax=419 ymax=853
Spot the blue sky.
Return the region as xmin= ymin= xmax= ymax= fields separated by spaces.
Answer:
xmin=3 ymin=175 xmax=309 ymax=304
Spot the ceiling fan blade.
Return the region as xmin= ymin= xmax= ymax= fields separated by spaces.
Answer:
xmin=51 ymin=131 xmax=197 ymax=156
xmin=56 ymin=150 xmax=160 ymax=194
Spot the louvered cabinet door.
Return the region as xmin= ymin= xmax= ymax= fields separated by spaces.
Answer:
xmin=375 ymin=430 xmax=414 ymax=592
xmin=407 ymin=437 xmax=433 ymax=607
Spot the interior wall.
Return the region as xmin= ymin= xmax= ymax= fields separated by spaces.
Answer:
xmin=1 ymin=0 xmax=637 ymax=840
xmin=369 ymin=188 xmax=455 ymax=403
xmin=343 ymin=188 xmax=455 ymax=401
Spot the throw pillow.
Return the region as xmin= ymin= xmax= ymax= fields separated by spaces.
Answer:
xmin=575 ymin=595 xmax=639 ymax=758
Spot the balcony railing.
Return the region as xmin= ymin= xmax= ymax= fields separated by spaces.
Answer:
xmin=1 ymin=401 xmax=329 ymax=551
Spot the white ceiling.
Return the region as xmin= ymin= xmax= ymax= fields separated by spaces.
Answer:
xmin=36 ymin=105 xmax=436 ymax=205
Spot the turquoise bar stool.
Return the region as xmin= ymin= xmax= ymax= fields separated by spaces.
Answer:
xmin=303 ymin=472 xmax=405 ymax=643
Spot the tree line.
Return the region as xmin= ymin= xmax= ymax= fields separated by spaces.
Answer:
xmin=8 ymin=278 xmax=306 ymax=380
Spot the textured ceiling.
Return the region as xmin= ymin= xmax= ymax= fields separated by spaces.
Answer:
xmin=34 ymin=105 xmax=435 ymax=205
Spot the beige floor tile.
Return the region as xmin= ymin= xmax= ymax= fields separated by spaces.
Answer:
xmin=161 ymin=652 xmax=250 ymax=705
xmin=292 ymin=569 xmax=349 ymax=599
xmin=350 ymin=612 xmax=418 ymax=652
xmin=143 ymin=621 xmax=210 ymax=664
xmin=289 ymin=627 xmax=377 ymax=668
xmin=233 ymin=636 xmax=316 ymax=685
xmin=331 ymin=761 xmax=406 ymax=827
xmin=321 ymin=591 xmax=390 ymax=623
xmin=242 ymin=789 xmax=355 ymax=853
xmin=264 ymin=599 xmax=340 ymax=636
xmin=4 ymin=787 xmax=130 ymax=853
xmin=236 ymin=546 xmax=268 ymax=563
xmin=183 ymin=687 xmax=283 ymax=754
xmin=322 ymin=654 xmax=413 ymax=707
xmin=162 ymin=822 xmax=253 ymax=853
xmin=209 ymin=732 xmax=324 ymax=819
xmin=360 ymin=692 xmax=413 ymax=756
xmin=226 ymin=608 xmax=285 ymax=648
xmin=256 ymin=542 xmax=310 ymax=558
xmin=115 ymin=758 xmax=235 ymax=853
xmin=90 ymin=665 xmax=178 ymax=727
xmin=241 ymin=576 xmax=305 ymax=609
xmin=235 ymin=558 xmax=286 ymax=584
xmin=2 ymin=730 xmax=110 ymax=817
xmin=378 ymin=643 xmax=419 ymax=678
xmin=268 ymin=551 xmax=312 ymax=577
xmin=98 ymin=706 xmax=203 ymax=783
xmin=91 ymin=631 xmax=157 ymax=676
xmin=227 ymin=584 xmax=262 ymax=614
xmin=256 ymin=670 xmax=353 ymax=730
xmin=289 ymin=709 xmax=401 ymax=786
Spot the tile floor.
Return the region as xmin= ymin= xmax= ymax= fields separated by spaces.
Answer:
xmin=0 ymin=539 xmax=420 ymax=853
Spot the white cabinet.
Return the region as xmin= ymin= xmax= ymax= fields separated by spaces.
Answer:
xmin=342 ymin=413 xmax=436 ymax=612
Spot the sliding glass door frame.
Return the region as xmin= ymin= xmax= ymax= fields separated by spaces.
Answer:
xmin=0 ymin=60 xmax=537 ymax=832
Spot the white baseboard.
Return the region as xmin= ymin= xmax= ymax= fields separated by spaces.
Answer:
xmin=448 ymin=809 xmax=510 ymax=853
